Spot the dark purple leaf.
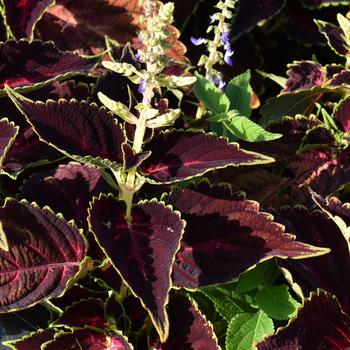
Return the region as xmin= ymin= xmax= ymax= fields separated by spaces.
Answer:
xmin=328 ymin=70 xmax=350 ymax=86
xmin=231 ymin=0 xmax=286 ymax=40
xmin=122 ymin=295 xmax=148 ymax=332
xmin=334 ymin=96 xmax=350 ymax=132
xmin=283 ymin=61 xmax=325 ymax=93
xmin=42 ymin=328 xmax=133 ymax=350
xmin=2 ymin=126 xmax=62 ymax=179
xmin=0 ymin=40 xmax=98 ymax=94
xmin=20 ymin=162 xmax=110 ymax=230
xmin=168 ymin=182 xmax=329 ymax=288
xmin=316 ymin=19 xmax=349 ymax=56
xmin=53 ymin=299 xmax=106 ymax=329
xmin=257 ymin=290 xmax=350 ymax=350
xmin=0 ymin=118 xmax=19 ymax=169
xmin=0 ymin=199 xmax=88 ymax=312
xmin=157 ymin=295 xmax=219 ymax=350
xmin=91 ymin=262 xmax=122 ymax=293
xmin=88 ymin=195 xmax=185 ymax=342
xmin=3 ymin=0 xmax=55 ymax=39
xmin=139 ymin=130 xmax=273 ymax=183
xmin=122 ymin=143 xmax=151 ymax=171
xmin=278 ymin=206 xmax=350 ymax=314
xmin=3 ymin=330 xmax=55 ymax=350
xmin=6 ymin=87 xmax=126 ymax=169
xmin=300 ymin=125 xmax=337 ymax=148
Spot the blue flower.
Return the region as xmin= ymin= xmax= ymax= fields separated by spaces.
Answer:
xmin=138 ymin=78 xmax=147 ymax=94
xmin=221 ymin=30 xmax=234 ymax=66
xmin=190 ymin=36 xmax=205 ymax=46
xmin=209 ymin=74 xmax=226 ymax=91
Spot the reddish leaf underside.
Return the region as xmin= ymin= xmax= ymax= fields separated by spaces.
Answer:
xmin=3 ymin=0 xmax=55 ymax=39
xmin=158 ymin=295 xmax=219 ymax=350
xmin=42 ymin=328 xmax=133 ymax=350
xmin=0 ymin=119 xmax=19 ymax=168
xmin=257 ymin=290 xmax=350 ymax=350
xmin=0 ymin=200 xmax=87 ymax=312
xmin=6 ymin=87 xmax=125 ymax=167
xmin=88 ymin=196 xmax=184 ymax=342
xmin=168 ymin=182 xmax=329 ymax=288
xmin=140 ymin=130 xmax=273 ymax=183
xmin=0 ymin=40 xmax=98 ymax=94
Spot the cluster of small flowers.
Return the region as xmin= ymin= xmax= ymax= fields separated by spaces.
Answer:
xmin=137 ymin=0 xmax=174 ymax=93
xmin=191 ymin=0 xmax=237 ymax=89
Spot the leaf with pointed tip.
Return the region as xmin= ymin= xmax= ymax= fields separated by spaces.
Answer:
xmin=20 ymin=162 xmax=110 ymax=230
xmin=316 ymin=19 xmax=349 ymax=56
xmin=283 ymin=61 xmax=325 ymax=93
xmin=3 ymin=330 xmax=55 ymax=350
xmin=122 ymin=143 xmax=151 ymax=171
xmin=2 ymin=127 xmax=62 ymax=179
xmin=88 ymin=196 xmax=184 ymax=342
xmin=255 ymin=285 xmax=300 ymax=320
xmin=257 ymin=290 xmax=350 ymax=350
xmin=231 ymin=0 xmax=286 ymax=40
xmin=278 ymin=206 xmax=350 ymax=314
xmin=0 ymin=118 xmax=19 ymax=170
xmin=2 ymin=0 xmax=55 ymax=40
xmin=6 ymin=87 xmax=125 ymax=169
xmin=0 ymin=40 xmax=98 ymax=95
xmin=41 ymin=328 xmax=133 ymax=350
xmin=334 ymin=96 xmax=350 ymax=132
xmin=226 ymin=311 xmax=274 ymax=350
xmin=52 ymin=299 xmax=106 ymax=329
xmin=158 ymin=295 xmax=219 ymax=350
xmin=168 ymin=182 xmax=330 ymax=288
xmin=0 ymin=199 xmax=88 ymax=312
xmin=139 ymin=130 xmax=274 ymax=183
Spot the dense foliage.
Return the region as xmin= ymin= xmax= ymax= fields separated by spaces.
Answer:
xmin=0 ymin=0 xmax=350 ymax=349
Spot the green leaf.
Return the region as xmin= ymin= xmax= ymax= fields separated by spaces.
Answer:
xmin=235 ymin=260 xmax=281 ymax=295
xmin=224 ymin=114 xmax=282 ymax=142
xmin=337 ymin=14 xmax=350 ymax=47
xmin=226 ymin=311 xmax=274 ymax=350
xmin=194 ymin=74 xmax=230 ymax=114
xmin=256 ymin=70 xmax=287 ymax=88
xmin=255 ymin=285 xmax=300 ymax=320
xmin=225 ymin=70 xmax=252 ymax=117
xmin=201 ymin=283 xmax=255 ymax=321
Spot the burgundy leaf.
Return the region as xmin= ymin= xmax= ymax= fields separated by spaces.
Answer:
xmin=231 ymin=0 xmax=286 ymax=40
xmin=2 ymin=126 xmax=62 ymax=179
xmin=88 ymin=195 xmax=185 ymax=342
xmin=283 ymin=61 xmax=325 ymax=93
xmin=328 ymin=70 xmax=350 ymax=87
xmin=316 ymin=20 xmax=349 ymax=56
xmin=53 ymin=299 xmax=106 ymax=329
xmin=3 ymin=0 xmax=55 ymax=39
xmin=168 ymin=182 xmax=329 ymax=288
xmin=122 ymin=143 xmax=151 ymax=171
xmin=278 ymin=206 xmax=350 ymax=314
xmin=158 ymin=295 xmax=219 ymax=350
xmin=257 ymin=290 xmax=350 ymax=350
xmin=139 ymin=130 xmax=273 ymax=183
xmin=334 ymin=96 xmax=350 ymax=132
xmin=4 ymin=330 xmax=55 ymax=350
xmin=0 ymin=118 xmax=19 ymax=168
xmin=0 ymin=199 xmax=88 ymax=312
xmin=42 ymin=328 xmax=133 ymax=350
xmin=6 ymin=87 xmax=125 ymax=168
xmin=0 ymin=40 xmax=98 ymax=94
xmin=36 ymin=0 xmax=186 ymax=62
xmin=300 ymin=125 xmax=337 ymax=147
xmin=121 ymin=295 xmax=148 ymax=332
xmin=20 ymin=162 xmax=110 ymax=230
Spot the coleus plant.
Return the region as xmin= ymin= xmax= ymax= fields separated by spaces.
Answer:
xmin=0 ymin=0 xmax=348 ymax=349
